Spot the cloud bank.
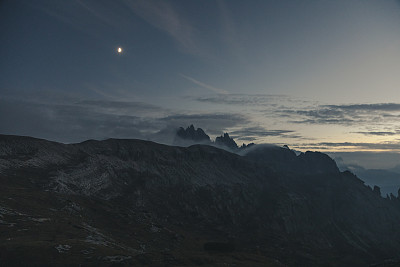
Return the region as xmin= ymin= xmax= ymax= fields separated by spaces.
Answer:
xmin=2 ymin=91 xmax=400 ymax=153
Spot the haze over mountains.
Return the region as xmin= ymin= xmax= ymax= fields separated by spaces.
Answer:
xmin=174 ymin=125 xmax=254 ymax=151
xmin=335 ymin=158 xmax=400 ymax=197
xmin=1 ymin=133 xmax=400 ymax=266
xmin=176 ymin=125 xmax=400 ymax=197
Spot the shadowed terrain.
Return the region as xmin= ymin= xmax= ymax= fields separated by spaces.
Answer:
xmin=1 ymin=135 xmax=400 ymax=266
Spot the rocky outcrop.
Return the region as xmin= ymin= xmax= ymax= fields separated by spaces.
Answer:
xmin=215 ymin=133 xmax=238 ymax=150
xmin=176 ymin=125 xmax=211 ymax=142
xmin=174 ymin=125 xmax=252 ymax=151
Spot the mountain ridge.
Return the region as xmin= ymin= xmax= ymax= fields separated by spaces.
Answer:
xmin=1 ymin=134 xmax=400 ymax=266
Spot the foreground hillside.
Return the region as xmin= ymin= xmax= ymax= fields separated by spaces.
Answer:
xmin=0 ymin=135 xmax=400 ymax=266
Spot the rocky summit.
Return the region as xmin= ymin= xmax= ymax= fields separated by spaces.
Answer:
xmin=1 ymin=134 xmax=400 ymax=266
xmin=174 ymin=125 xmax=211 ymax=146
xmin=215 ymin=133 xmax=238 ymax=150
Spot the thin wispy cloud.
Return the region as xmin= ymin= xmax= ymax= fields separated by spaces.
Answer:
xmin=324 ymin=103 xmax=400 ymax=111
xmin=354 ymin=131 xmax=400 ymax=136
xmin=4 ymin=85 xmax=400 ymax=151
xmin=194 ymin=95 xmax=400 ymax=127
xmin=191 ymin=93 xmax=400 ymax=146
xmin=31 ymin=1 xmax=87 ymax=34
xmin=230 ymin=127 xmax=294 ymax=137
xmin=0 ymin=94 xmax=252 ymax=144
xmin=276 ymin=103 xmax=400 ymax=128
xmin=123 ymin=0 xmax=199 ymax=55
xmin=180 ymin=74 xmax=228 ymax=94
xmin=294 ymin=141 xmax=400 ymax=151
xmin=229 ymin=126 xmax=302 ymax=142
xmin=30 ymin=0 xmax=133 ymax=38
xmin=194 ymin=93 xmax=290 ymax=105
xmin=217 ymin=0 xmax=246 ymax=64
xmin=75 ymin=0 xmax=118 ymax=28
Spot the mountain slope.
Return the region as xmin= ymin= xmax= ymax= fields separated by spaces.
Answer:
xmin=1 ymin=135 xmax=400 ymax=266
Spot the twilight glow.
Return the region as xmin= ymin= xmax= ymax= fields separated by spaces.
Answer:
xmin=1 ymin=0 xmax=400 ymax=157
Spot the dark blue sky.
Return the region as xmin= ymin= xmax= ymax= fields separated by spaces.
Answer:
xmin=2 ymin=0 xmax=400 ymax=156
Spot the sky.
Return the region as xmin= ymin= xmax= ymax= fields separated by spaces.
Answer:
xmin=2 ymin=0 xmax=400 ymax=162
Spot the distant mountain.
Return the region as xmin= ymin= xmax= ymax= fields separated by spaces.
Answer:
xmin=173 ymin=125 xmax=212 ymax=146
xmin=353 ymin=169 xmax=400 ymax=197
xmin=174 ymin=125 xmax=254 ymax=151
xmin=1 ymin=134 xmax=400 ymax=266
xmin=176 ymin=124 xmax=211 ymax=142
xmin=215 ymin=132 xmax=238 ymax=150
xmin=335 ymin=158 xmax=400 ymax=197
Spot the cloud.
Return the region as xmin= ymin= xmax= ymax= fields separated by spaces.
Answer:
xmin=123 ymin=0 xmax=199 ymax=55
xmin=234 ymin=136 xmax=258 ymax=142
xmin=160 ymin=113 xmax=247 ymax=134
xmin=294 ymin=141 xmax=400 ymax=151
xmin=180 ymin=74 xmax=228 ymax=94
xmin=191 ymin=94 xmax=400 ymax=142
xmin=217 ymin=0 xmax=247 ymax=64
xmin=30 ymin=0 xmax=134 ymax=38
xmin=0 ymin=98 xmax=151 ymax=143
xmin=277 ymin=107 xmax=361 ymax=126
xmin=354 ymin=131 xmax=400 ymax=136
xmin=0 ymin=95 xmax=252 ymax=144
xmin=276 ymin=103 xmax=400 ymax=127
xmin=228 ymin=126 xmax=304 ymax=143
xmin=0 ymin=95 xmax=173 ymax=143
xmin=289 ymin=118 xmax=358 ymax=125
xmin=193 ymin=96 xmax=400 ymax=129
xmin=75 ymin=100 xmax=169 ymax=117
xmin=194 ymin=95 xmax=400 ymax=132
xmin=194 ymin=93 xmax=290 ymax=106
xmin=230 ymin=127 xmax=294 ymax=137
xmin=4 ymin=87 xmax=400 ymax=150
xmin=327 ymin=151 xmax=400 ymax=170
xmin=324 ymin=103 xmax=400 ymax=111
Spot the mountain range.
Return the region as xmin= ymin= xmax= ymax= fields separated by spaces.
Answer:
xmin=174 ymin=125 xmax=254 ymax=151
xmin=335 ymin=158 xmax=400 ymax=197
xmin=1 ymin=134 xmax=400 ymax=266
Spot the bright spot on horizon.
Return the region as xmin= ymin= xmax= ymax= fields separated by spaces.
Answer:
xmin=117 ymin=47 xmax=122 ymax=53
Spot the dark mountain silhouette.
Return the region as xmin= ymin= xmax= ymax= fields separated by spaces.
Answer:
xmin=353 ymin=169 xmax=400 ymax=197
xmin=215 ymin=132 xmax=238 ymax=150
xmin=1 ymin=134 xmax=400 ymax=266
xmin=173 ymin=125 xmax=212 ymax=146
xmin=245 ymin=145 xmax=339 ymax=174
xmin=176 ymin=124 xmax=211 ymax=142
xmin=335 ymin=159 xmax=400 ymax=197
xmin=174 ymin=125 xmax=254 ymax=151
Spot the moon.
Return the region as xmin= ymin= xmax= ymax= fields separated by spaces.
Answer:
xmin=117 ymin=47 xmax=122 ymax=53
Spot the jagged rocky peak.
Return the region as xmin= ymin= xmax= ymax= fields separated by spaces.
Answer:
xmin=215 ymin=133 xmax=238 ymax=150
xmin=175 ymin=125 xmax=253 ymax=150
xmin=240 ymin=142 xmax=255 ymax=149
xmin=176 ymin=125 xmax=211 ymax=142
